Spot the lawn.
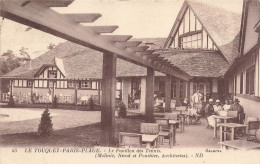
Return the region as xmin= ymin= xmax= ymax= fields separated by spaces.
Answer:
xmin=0 ymin=114 xmax=145 ymax=147
xmin=0 ymin=107 xmax=219 ymax=148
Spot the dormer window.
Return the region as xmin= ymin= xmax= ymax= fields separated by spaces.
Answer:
xmin=48 ymin=70 xmax=57 ymax=78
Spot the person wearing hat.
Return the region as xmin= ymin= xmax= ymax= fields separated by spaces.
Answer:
xmin=213 ymin=99 xmax=223 ymax=115
xmin=205 ymin=98 xmax=215 ymax=128
xmin=229 ymin=99 xmax=244 ymax=123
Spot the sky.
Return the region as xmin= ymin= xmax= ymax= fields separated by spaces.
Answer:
xmin=0 ymin=0 xmax=243 ymax=59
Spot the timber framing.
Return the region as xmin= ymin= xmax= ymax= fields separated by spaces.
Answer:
xmin=0 ymin=0 xmax=190 ymax=81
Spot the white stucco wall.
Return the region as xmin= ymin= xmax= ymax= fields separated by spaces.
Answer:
xmin=235 ymin=96 xmax=260 ymax=118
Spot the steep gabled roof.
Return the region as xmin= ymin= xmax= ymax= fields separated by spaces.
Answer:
xmin=3 ymin=40 xmax=166 ymax=79
xmin=161 ymin=50 xmax=230 ymax=77
xmin=164 ymin=0 xmax=242 ymax=64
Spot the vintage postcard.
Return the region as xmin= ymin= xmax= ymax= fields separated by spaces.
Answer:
xmin=0 ymin=0 xmax=260 ymax=163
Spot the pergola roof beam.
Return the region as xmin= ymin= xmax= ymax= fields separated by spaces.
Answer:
xmin=32 ymin=0 xmax=74 ymax=7
xmin=63 ymin=13 xmax=102 ymax=23
xmin=102 ymin=35 xmax=132 ymax=42
xmin=86 ymin=26 xmax=119 ymax=33
xmin=120 ymin=41 xmax=142 ymax=47
xmin=153 ymin=57 xmax=164 ymax=61
xmin=130 ymin=46 xmax=149 ymax=52
xmin=147 ymin=53 xmax=160 ymax=59
xmin=0 ymin=0 xmax=190 ymax=81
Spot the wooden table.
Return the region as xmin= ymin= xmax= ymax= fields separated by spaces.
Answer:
xmin=180 ymin=111 xmax=191 ymax=125
xmin=154 ymin=112 xmax=184 ymax=132
xmin=213 ymin=116 xmax=235 ymax=139
xmin=168 ymin=120 xmax=181 ymax=147
xmin=142 ymin=135 xmax=158 ymax=148
xmin=219 ymin=140 xmax=260 ymax=150
xmin=218 ymin=123 xmax=247 ymax=141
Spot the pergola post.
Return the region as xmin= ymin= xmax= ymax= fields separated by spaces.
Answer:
xmin=145 ymin=67 xmax=154 ymax=123
xmin=98 ymin=81 xmax=101 ymax=105
xmin=187 ymin=81 xmax=190 ymax=102
xmin=52 ymin=82 xmax=56 ymax=102
xmin=101 ymin=52 xmax=117 ymax=146
xmin=9 ymin=80 xmax=13 ymax=96
xmin=165 ymin=74 xmax=172 ymax=112
xmin=74 ymin=84 xmax=78 ymax=104
xmin=176 ymin=77 xmax=181 ymax=107
xmin=31 ymin=80 xmax=34 ymax=103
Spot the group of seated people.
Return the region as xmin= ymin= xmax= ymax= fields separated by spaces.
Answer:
xmin=180 ymin=94 xmax=245 ymax=127
xmin=205 ymin=98 xmax=244 ymax=128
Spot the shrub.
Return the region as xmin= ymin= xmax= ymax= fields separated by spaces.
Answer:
xmin=88 ymin=96 xmax=95 ymax=111
xmin=38 ymin=106 xmax=53 ymax=137
xmin=8 ymin=95 xmax=15 ymax=107
xmin=118 ymin=101 xmax=127 ymax=118
xmin=52 ymin=95 xmax=58 ymax=108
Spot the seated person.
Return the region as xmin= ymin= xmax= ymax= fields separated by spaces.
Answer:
xmin=229 ymin=99 xmax=245 ymax=124
xmin=205 ymin=98 xmax=215 ymax=128
xmin=213 ymin=99 xmax=223 ymax=115
xmin=223 ymin=99 xmax=231 ymax=111
xmin=182 ymin=97 xmax=189 ymax=106
xmin=187 ymin=106 xmax=201 ymax=124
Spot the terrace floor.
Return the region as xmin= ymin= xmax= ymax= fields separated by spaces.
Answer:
xmin=0 ymin=107 xmax=219 ymax=148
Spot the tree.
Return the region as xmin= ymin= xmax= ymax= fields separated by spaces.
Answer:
xmin=53 ymin=95 xmax=58 ymax=108
xmin=87 ymin=96 xmax=95 ymax=111
xmin=0 ymin=50 xmax=20 ymax=75
xmin=0 ymin=49 xmax=32 ymax=92
xmin=8 ymin=95 xmax=15 ymax=107
xmin=118 ymin=101 xmax=127 ymax=118
xmin=38 ymin=106 xmax=53 ymax=137
xmin=19 ymin=47 xmax=31 ymax=61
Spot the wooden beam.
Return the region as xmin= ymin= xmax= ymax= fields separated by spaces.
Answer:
xmin=153 ymin=57 xmax=164 ymax=61
xmin=130 ymin=46 xmax=149 ymax=52
xmin=64 ymin=13 xmax=102 ymax=23
xmin=160 ymin=59 xmax=168 ymax=63
xmin=165 ymin=74 xmax=171 ymax=112
xmin=102 ymin=35 xmax=132 ymax=42
xmin=86 ymin=26 xmax=118 ymax=33
xmin=147 ymin=53 xmax=160 ymax=59
xmin=0 ymin=0 xmax=190 ymax=81
xmin=176 ymin=77 xmax=181 ymax=107
xmin=145 ymin=67 xmax=155 ymax=123
xmin=101 ymin=52 xmax=117 ymax=146
xmin=144 ymin=50 xmax=155 ymax=54
xmin=119 ymin=41 xmax=142 ymax=47
xmin=31 ymin=0 xmax=74 ymax=7
xmin=141 ymin=50 xmax=155 ymax=56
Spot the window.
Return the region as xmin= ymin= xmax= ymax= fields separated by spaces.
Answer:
xmin=27 ymin=80 xmax=33 ymax=87
xmin=246 ymin=66 xmax=255 ymax=95
xmin=81 ymin=81 xmax=91 ymax=89
xmin=116 ymin=80 xmax=122 ymax=90
xmin=48 ymin=70 xmax=57 ymax=78
xmin=68 ymin=81 xmax=79 ymax=88
xmin=92 ymin=81 xmax=100 ymax=90
xmin=240 ymin=73 xmax=243 ymax=94
xmin=18 ymin=80 xmax=23 ymax=87
xmin=14 ymin=80 xmax=18 ymax=87
xmin=180 ymin=33 xmax=202 ymax=49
